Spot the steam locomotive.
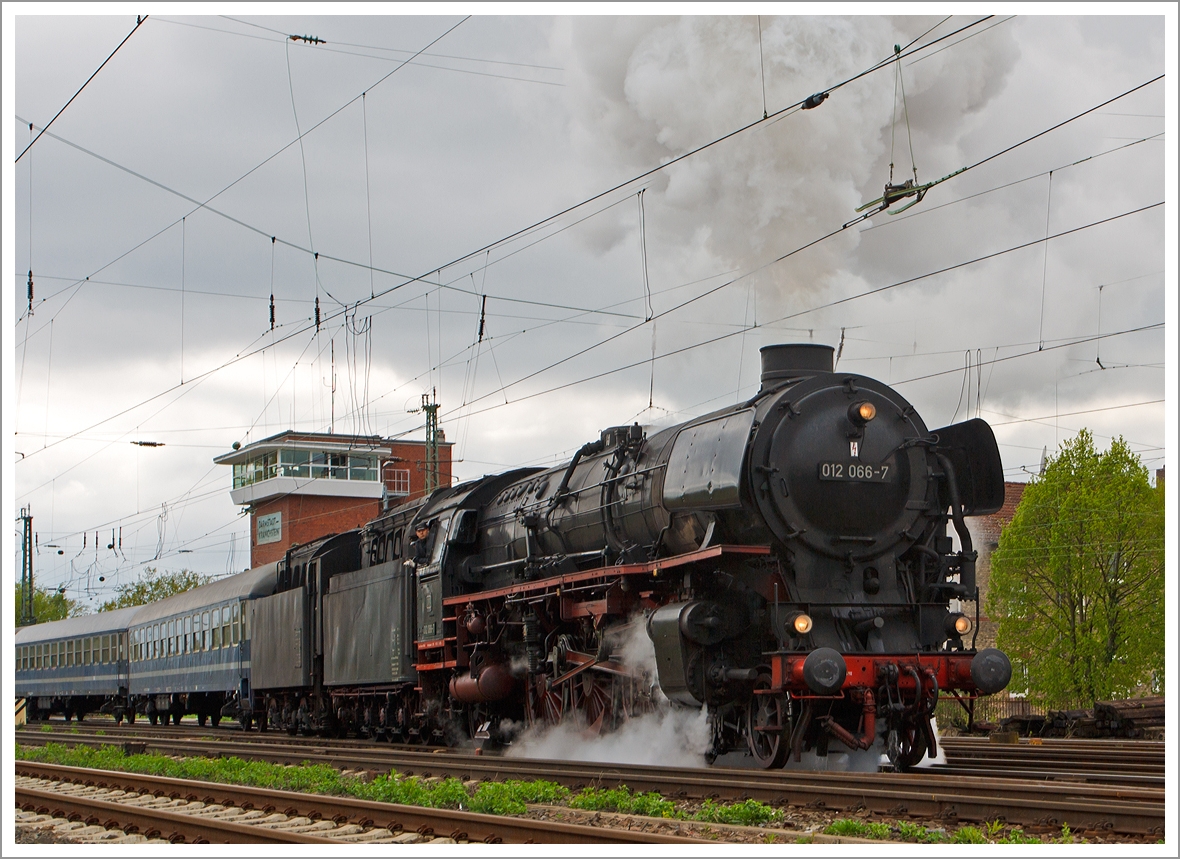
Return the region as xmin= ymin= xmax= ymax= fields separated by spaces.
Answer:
xmin=16 ymin=344 xmax=1011 ymax=770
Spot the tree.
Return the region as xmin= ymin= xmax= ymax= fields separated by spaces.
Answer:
xmin=14 ymin=585 xmax=85 ymax=627
xmin=98 ymin=567 xmax=212 ymax=612
xmin=988 ymin=430 xmax=1164 ymax=707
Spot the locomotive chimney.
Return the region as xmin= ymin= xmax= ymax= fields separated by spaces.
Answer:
xmin=759 ymin=344 xmax=835 ymax=389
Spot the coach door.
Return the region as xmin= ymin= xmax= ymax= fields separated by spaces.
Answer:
xmin=116 ymin=632 xmax=129 ymax=696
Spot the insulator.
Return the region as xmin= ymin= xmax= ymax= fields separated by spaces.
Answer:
xmin=27 ymin=270 xmax=33 ymax=306
xmin=270 ymin=294 xmax=275 ymax=330
xmin=314 ymin=296 xmax=321 ymax=331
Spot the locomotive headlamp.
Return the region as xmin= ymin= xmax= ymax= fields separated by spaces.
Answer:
xmin=947 ymin=613 xmax=972 ymax=637
xmin=848 ymin=401 xmax=877 ymax=424
xmin=790 ymin=613 xmax=813 ymax=635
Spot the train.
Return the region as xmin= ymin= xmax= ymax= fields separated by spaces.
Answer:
xmin=15 ymin=343 xmax=1012 ymax=770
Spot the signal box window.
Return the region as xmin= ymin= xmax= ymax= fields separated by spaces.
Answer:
xmin=388 ymin=468 xmax=411 ymax=497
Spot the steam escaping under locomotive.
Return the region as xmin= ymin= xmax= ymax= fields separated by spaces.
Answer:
xmin=16 ymin=343 xmax=1012 ymax=770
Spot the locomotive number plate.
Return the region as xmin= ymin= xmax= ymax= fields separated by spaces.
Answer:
xmin=818 ymin=462 xmax=893 ymax=482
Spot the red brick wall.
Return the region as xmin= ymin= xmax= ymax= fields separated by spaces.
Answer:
xmin=250 ymin=494 xmax=382 ymax=567
xmin=963 ymin=481 xmax=1026 ymax=649
xmin=384 ymin=441 xmax=453 ymax=501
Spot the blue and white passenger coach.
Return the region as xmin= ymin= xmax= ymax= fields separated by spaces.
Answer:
xmin=15 ymin=605 xmax=143 ymax=724
xmin=127 ymin=564 xmax=277 ymax=727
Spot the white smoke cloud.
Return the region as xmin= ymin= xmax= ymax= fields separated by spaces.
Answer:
xmin=558 ymin=15 xmax=1021 ymax=315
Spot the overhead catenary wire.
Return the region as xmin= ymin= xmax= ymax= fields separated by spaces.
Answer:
xmin=12 ymin=15 xmax=1010 ymax=344
xmin=1037 ymin=171 xmax=1054 ymax=350
xmin=16 ymin=15 xmax=148 ymax=163
xmin=13 ymin=16 xmax=472 ymax=330
xmin=16 ymin=28 xmax=1161 ymax=502
xmin=16 ymin=72 xmax=1164 ymax=469
xmin=442 ymin=200 xmax=1162 ymax=424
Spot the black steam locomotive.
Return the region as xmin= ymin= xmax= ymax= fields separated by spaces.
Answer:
xmin=247 ymin=343 xmax=1011 ymax=769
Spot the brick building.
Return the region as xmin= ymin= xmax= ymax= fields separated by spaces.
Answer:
xmin=215 ymin=431 xmax=452 ymax=567
xmin=960 ymin=481 xmax=1026 ymax=650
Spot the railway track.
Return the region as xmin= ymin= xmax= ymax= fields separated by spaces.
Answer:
xmin=14 ymin=764 xmax=712 ymax=845
xmin=17 ymin=726 xmax=1164 ymax=836
xmin=22 ymin=721 xmax=1166 ymax=776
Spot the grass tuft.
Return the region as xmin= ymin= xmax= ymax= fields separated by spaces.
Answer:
xmin=823 ymin=819 xmax=891 ymax=840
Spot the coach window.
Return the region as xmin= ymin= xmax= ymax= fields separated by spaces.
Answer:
xmin=192 ymin=614 xmax=200 ymax=652
xmin=231 ymin=603 xmax=240 ymax=645
xmin=202 ymin=611 xmax=210 ymax=650
xmin=82 ymin=637 xmax=90 ymax=665
xmin=221 ymin=607 xmax=230 ymax=647
xmin=49 ymin=642 xmax=56 ymax=668
xmin=171 ymin=619 xmax=179 ymax=655
xmin=102 ymin=634 xmax=111 ymax=664
xmin=182 ymin=616 xmax=190 ymax=653
xmin=210 ymin=608 xmax=220 ymax=648
xmin=65 ymin=640 xmax=73 ymax=666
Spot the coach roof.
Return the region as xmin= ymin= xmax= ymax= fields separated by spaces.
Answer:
xmin=129 ymin=563 xmax=279 ymax=626
xmin=15 ymin=604 xmax=146 ymax=645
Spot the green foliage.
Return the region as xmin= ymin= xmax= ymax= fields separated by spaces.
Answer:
xmin=951 ymin=826 xmax=987 ymax=844
xmin=997 ymin=828 xmax=1041 ymax=844
xmin=569 ymin=785 xmax=679 ymax=818
xmin=823 ymin=819 xmax=891 ymax=840
xmin=355 ymin=773 xmax=467 ymax=808
xmin=98 ymin=567 xmax=213 ymax=612
xmin=18 ymin=742 xmax=352 ymax=796
xmin=693 ymin=798 xmax=780 ymax=826
xmin=894 ymin=820 xmax=947 ymax=842
xmin=14 ymin=584 xmax=85 ymax=627
xmin=1059 ymin=824 xmax=1074 ymax=843
xmin=989 ymin=430 xmax=1165 ymax=707
xmin=983 ymin=819 xmax=1004 ymax=839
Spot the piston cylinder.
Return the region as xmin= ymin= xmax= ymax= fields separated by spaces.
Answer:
xmin=449 ymin=664 xmax=517 ymax=704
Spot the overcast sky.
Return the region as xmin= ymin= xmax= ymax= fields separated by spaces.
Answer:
xmin=4 ymin=7 xmax=1175 ymax=611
